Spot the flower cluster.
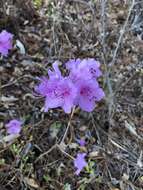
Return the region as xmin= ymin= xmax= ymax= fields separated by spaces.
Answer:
xmin=0 ymin=30 xmax=13 ymax=56
xmin=35 ymin=58 xmax=105 ymax=113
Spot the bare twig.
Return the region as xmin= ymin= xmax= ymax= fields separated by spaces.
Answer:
xmin=0 ymin=75 xmax=35 ymax=89
xmin=103 ymin=0 xmax=135 ymax=120
xmin=35 ymin=108 xmax=75 ymax=163
xmin=35 ymin=143 xmax=74 ymax=163
xmin=90 ymin=113 xmax=102 ymax=146
xmin=100 ymin=0 xmax=114 ymax=120
xmin=35 ymin=144 xmax=56 ymax=163
xmin=109 ymin=0 xmax=135 ymax=68
xmin=57 ymin=144 xmax=74 ymax=160
xmin=60 ymin=107 xmax=75 ymax=145
xmin=101 ymin=0 xmax=107 ymax=55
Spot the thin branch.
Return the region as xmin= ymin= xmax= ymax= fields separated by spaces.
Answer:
xmin=35 ymin=143 xmax=74 ymax=163
xmin=35 ymin=108 xmax=75 ymax=163
xmin=104 ymin=0 xmax=135 ymax=120
xmin=109 ymin=0 xmax=135 ymax=69
xmin=60 ymin=107 xmax=75 ymax=145
xmin=34 ymin=144 xmax=56 ymax=163
xmin=101 ymin=0 xmax=107 ymax=55
xmin=100 ymin=0 xmax=114 ymax=120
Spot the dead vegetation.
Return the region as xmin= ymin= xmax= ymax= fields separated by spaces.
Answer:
xmin=0 ymin=0 xmax=143 ymax=189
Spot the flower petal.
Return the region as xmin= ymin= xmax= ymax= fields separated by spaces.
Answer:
xmin=79 ymin=96 xmax=95 ymax=112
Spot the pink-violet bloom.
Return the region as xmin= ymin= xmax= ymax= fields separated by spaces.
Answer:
xmin=44 ymin=78 xmax=77 ymax=113
xmin=5 ymin=119 xmax=22 ymax=134
xmin=66 ymin=58 xmax=81 ymax=71
xmin=35 ymin=62 xmax=63 ymax=96
xmin=66 ymin=58 xmax=102 ymax=82
xmin=48 ymin=61 xmax=62 ymax=79
xmin=0 ymin=30 xmax=13 ymax=56
xmin=77 ymin=139 xmax=86 ymax=146
xmin=36 ymin=61 xmax=77 ymax=113
xmin=35 ymin=77 xmax=50 ymax=97
xmin=74 ymin=153 xmax=87 ymax=175
xmin=36 ymin=77 xmax=77 ymax=113
xmin=35 ymin=58 xmax=105 ymax=113
xmin=75 ymin=80 xmax=105 ymax=112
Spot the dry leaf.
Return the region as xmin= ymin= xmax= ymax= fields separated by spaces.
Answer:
xmin=24 ymin=177 xmax=39 ymax=189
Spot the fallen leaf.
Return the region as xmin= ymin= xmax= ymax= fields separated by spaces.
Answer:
xmin=24 ymin=177 xmax=39 ymax=189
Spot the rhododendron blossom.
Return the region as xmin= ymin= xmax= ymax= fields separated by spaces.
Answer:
xmin=5 ymin=119 xmax=22 ymax=134
xmin=36 ymin=64 xmax=77 ymax=113
xmin=44 ymin=78 xmax=77 ymax=113
xmin=75 ymin=80 xmax=104 ymax=112
xmin=66 ymin=58 xmax=102 ymax=83
xmin=48 ymin=61 xmax=62 ymax=79
xmin=0 ymin=30 xmax=13 ymax=56
xmin=35 ymin=59 xmax=104 ymax=113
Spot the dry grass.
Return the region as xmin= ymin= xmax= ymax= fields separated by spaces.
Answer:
xmin=0 ymin=0 xmax=143 ymax=189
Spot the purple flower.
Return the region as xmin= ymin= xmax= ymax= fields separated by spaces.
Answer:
xmin=81 ymin=58 xmax=102 ymax=79
xmin=74 ymin=153 xmax=87 ymax=175
xmin=66 ymin=58 xmax=102 ymax=82
xmin=77 ymin=139 xmax=86 ymax=146
xmin=35 ymin=62 xmax=77 ymax=113
xmin=44 ymin=78 xmax=77 ymax=113
xmin=35 ymin=77 xmax=50 ymax=96
xmin=35 ymin=62 xmax=63 ymax=97
xmin=36 ymin=77 xmax=77 ymax=113
xmin=35 ymin=58 xmax=105 ymax=113
xmin=0 ymin=30 xmax=13 ymax=56
xmin=48 ymin=61 xmax=62 ymax=79
xmin=75 ymin=80 xmax=105 ymax=112
xmin=66 ymin=58 xmax=81 ymax=71
xmin=5 ymin=119 xmax=22 ymax=134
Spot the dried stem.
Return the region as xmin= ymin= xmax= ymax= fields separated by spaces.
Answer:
xmin=60 ymin=107 xmax=75 ymax=145
xmin=35 ymin=108 xmax=75 ymax=162
xmin=101 ymin=0 xmax=135 ymax=120
xmin=109 ymin=0 xmax=135 ymax=69
xmin=101 ymin=0 xmax=107 ymax=55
